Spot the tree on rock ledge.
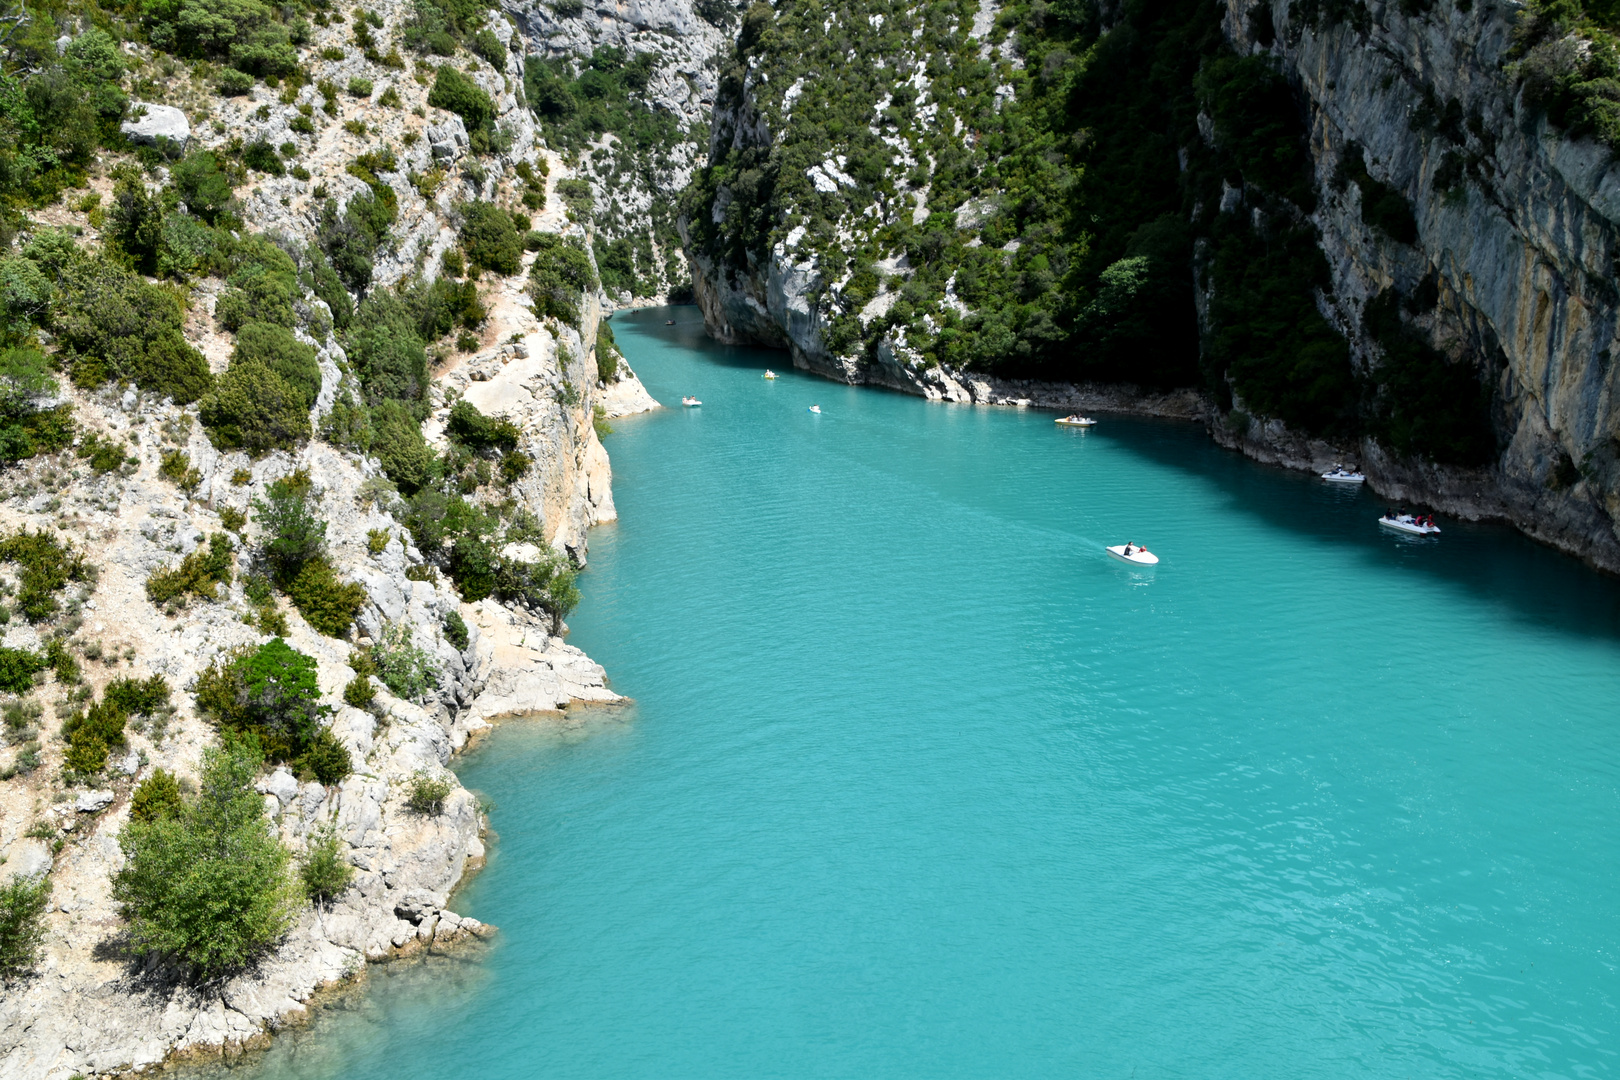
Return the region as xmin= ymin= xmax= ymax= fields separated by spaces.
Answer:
xmin=113 ymin=738 xmax=297 ymax=981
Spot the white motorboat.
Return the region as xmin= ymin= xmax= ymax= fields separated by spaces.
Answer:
xmin=1107 ymin=543 xmax=1159 ymax=566
xmin=1379 ymin=512 xmax=1441 ymax=535
xmin=1322 ymin=466 xmax=1366 ymax=484
xmin=763 ymin=370 xmax=779 ymax=379
xmin=1056 ymin=415 xmax=1096 ymax=427
xmin=682 ymin=396 xmax=702 ymax=407
xmin=808 ymin=405 xmax=821 ymax=414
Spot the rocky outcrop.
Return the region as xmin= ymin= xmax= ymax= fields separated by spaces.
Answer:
xmin=118 ymin=102 xmax=189 ymax=149
xmin=0 ymin=4 xmax=662 ymax=1076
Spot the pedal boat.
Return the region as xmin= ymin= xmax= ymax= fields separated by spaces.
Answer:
xmin=1107 ymin=544 xmax=1159 ymax=566
xmin=1056 ymin=415 xmax=1096 ymax=427
xmin=1322 ymin=467 xmax=1366 ymax=484
xmin=682 ymin=396 xmax=702 ymax=407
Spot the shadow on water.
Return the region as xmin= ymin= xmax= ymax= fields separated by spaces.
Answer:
xmin=1094 ymin=412 xmax=1620 ymax=644
xmin=621 ymin=302 xmax=1620 ymax=644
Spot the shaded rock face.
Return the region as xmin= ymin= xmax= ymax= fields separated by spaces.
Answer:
xmin=684 ymin=0 xmax=1620 ymax=570
xmin=1222 ymin=0 xmax=1620 ymax=570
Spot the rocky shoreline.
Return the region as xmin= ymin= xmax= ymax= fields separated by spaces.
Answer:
xmin=767 ymin=349 xmax=1620 ymax=575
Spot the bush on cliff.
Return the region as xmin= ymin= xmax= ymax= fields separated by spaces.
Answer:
xmin=428 ymin=65 xmax=494 ymax=136
xmin=528 ymin=233 xmax=597 ymax=325
xmin=194 ymin=640 xmax=352 ymax=782
xmin=0 ymin=874 xmax=52 ymax=981
xmin=231 ymin=323 xmax=322 ymax=410
xmin=199 ymin=361 xmax=311 ymax=455
xmin=458 ymin=202 xmax=522 ymax=275
xmin=113 ymin=738 xmax=298 ymax=981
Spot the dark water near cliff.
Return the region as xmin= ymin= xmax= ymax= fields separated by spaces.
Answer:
xmin=233 ymin=306 xmax=1620 ymax=1078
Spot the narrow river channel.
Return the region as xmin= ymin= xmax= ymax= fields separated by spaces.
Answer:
xmin=228 ymin=306 xmax=1620 ymax=1079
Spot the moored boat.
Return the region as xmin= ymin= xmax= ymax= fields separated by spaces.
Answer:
xmin=1322 ymin=465 xmax=1366 ymax=484
xmin=1379 ymin=512 xmax=1440 ymax=535
xmin=1107 ymin=543 xmax=1159 ymax=566
xmin=1056 ymin=414 xmax=1096 ymax=427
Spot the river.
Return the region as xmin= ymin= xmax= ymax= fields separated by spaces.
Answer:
xmin=228 ymin=306 xmax=1620 ymax=1078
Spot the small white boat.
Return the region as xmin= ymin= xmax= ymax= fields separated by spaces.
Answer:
xmin=1056 ymin=415 xmax=1096 ymax=428
xmin=682 ymin=396 xmax=702 ymax=407
xmin=763 ymin=370 xmax=779 ymax=379
xmin=1322 ymin=466 xmax=1366 ymax=484
xmin=1379 ymin=512 xmax=1441 ymax=535
xmin=808 ymin=405 xmax=821 ymax=414
xmin=1107 ymin=543 xmax=1159 ymax=566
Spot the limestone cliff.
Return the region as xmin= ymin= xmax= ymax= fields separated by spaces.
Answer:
xmin=680 ymin=0 xmax=1620 ymax=572
xmin=0 ymin=1 xmax=658 ymax=1074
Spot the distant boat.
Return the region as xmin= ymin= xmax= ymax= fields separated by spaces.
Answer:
xmin=808 ymin=405 xmax=821 ymax=414
xmin=1379 ymin=512 xmax=1440 ymax=535
xmin=1056 ymin=415 xmax=1096 ymax=427
xmin=1107 ymin=543 xmax=1159 ymax=566
xmin=682 ymin=396 xmax=702 ymax=407
xmin=665 ymin=319 xmax=675 ymax=325
xmin=1322 ymin=465 xmax=1366 ymax=484
xmin=763 ymin=370 xmax=779 ymax=379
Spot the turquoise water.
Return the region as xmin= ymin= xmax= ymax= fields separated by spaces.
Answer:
xmin=235 ymin=307 xmax=1620 ymax=1078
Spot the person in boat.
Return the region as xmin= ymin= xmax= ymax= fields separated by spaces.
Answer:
xmin=1123 ymin=544 xmax=1133 ymax=555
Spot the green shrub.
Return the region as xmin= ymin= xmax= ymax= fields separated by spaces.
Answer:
xmin=596 ymin=320 xmax=622 ymax=383
xmin=62 ymin=699 xmax=125 ymax=772
xmin=369 ymin=399 xmax=436 ymax=494
xmin=343 ymin=674 xmax=376 ymax=708
xmin=145 ymin=533 xmax=235 ymax=606
xmin=44 ymin=638 xmax=79 ymax=685
xmin=428 ymin=64 xmax=495 ymax=132
xmin=405 ymin=770 xmax=452 ymax=814
xmin=446 ymin=400 xmax=519 ymax=453
xmin=52 ymin=258 xmax=214 ymax=403
xmin=527 ymin=233 xmax=597 ymax=325
xmin=214 ymin=235 xmax=300 ymax=330
xmin=348 ymin=298 xmax=430 ymax=405
xmin=0 ymin=648 xmax=47 ymax=694
xmin=231 ymin=323 xmax=322 ymax=408
xmin=105 ymin=675 xmax=173 ymax=718
xmin=285 ymin=556 xmax=368 ymax=637
xmin=113 ymin=739 xmax=297 ymax=981
xmin=76 ymin=432 xmax=132 ymax=474
xmin=171 ymin=152 xmax=237 ymax=225
xmin=0 ymin=530 xmax=92 ymax=623
xmin=372 ymin=621 xmax=436 ymax=699
xmin=296 ymin=726 xmax=353 ymax=784
xmin=199 ymin=361 xmax=312 ymax=455
xmin=442 ymin=609 xmax=469 ymax=650
xmin=459 ymin=202 xmax=522 ymax=275
xmin=217 ymin=68 xmax=254 ymax=95
xmin=301 ymin=825 xmax=354 ymax=904
xmin=253 ymin=471 xmax=327 ymax=582
xmin=347 ymin=77 xmax=374 ymax=98
xmin=241 ymin=140 xmax=286 ymax=176
xmin=469 ymin=28 xmax=505 ymax=67
xmin=0 ymin=348 xmax=71 ymax=464
xmin=0 ymin=874 xmax=51 ymax=981
xmin=195 ymin=640 xmax=348 ymax=782
xmin=159 ymin=449 xmax=203 ymax=491
xmin=131 ymin=769 xmax=183 ymax=823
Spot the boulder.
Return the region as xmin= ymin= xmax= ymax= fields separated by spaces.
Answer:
xmin=120 ymin=103 xmax=191 ymax=150
xmin=76 ymin=790 xmax=114 ymax=813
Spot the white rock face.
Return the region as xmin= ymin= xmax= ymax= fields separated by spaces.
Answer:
xmin=0 ymin=1 xmax=662 ymax=1074
xmin=119 ymin=103 xmax=190 ymax=149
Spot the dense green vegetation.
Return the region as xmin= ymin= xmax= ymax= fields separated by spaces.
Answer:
xmin=194 ymin=639 xmax=352 ymax=782
xmin=253 ymin=471 xmax=368 ymax=637
xmin=680 ymin=0 xmax=1498 ymax=462
xmin=0 ymin=873 xmax=51 ymax=980
xmin=1512 ymin=0 xmax=1620 ymax=148
xmin=523 ymin=46 xmax=691 ymax=295
xmin=113 ymin=738 xmax=298 ymax=980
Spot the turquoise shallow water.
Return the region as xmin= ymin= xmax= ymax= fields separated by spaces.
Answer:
xmin=234 ymin=307 xmax=1620 ymax=1078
